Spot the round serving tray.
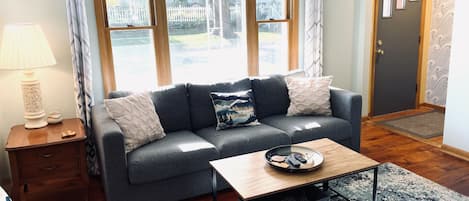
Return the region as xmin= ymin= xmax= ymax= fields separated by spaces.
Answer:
xmin=265 ymin=145 xmax=324 ymax=173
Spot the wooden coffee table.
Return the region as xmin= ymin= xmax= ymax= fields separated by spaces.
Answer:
xmin=209 ymin=138 xmax=380 ymax=201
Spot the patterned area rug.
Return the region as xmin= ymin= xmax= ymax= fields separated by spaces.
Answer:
xmin=329 ymin=163 xmax=468 ymax=201
xmin=257 ymin=163 xmax=468 ymax=201
xmin=377 ymin=111 xmax=445 ymax=139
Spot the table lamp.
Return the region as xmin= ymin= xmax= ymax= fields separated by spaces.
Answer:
xmin=0 ymin=24 xmax=57 ymax=129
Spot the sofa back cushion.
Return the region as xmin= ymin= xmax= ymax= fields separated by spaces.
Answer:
xmin=187 ymin=78 xmax=252 ymax=131
xmin=251 ymin=75 xmax=290 ymax=119
xmin=108 ymin=84 xmax=192 ymax=132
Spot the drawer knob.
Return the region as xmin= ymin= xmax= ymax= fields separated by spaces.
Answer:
xmin=42 ymin=166 xmax=57 ymax=171
xmin=41 ymin=153 xmax=53 ymax=158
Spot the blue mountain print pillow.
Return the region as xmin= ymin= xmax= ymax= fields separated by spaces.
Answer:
xmin=210 ymin=90 xmax=260 ymax=130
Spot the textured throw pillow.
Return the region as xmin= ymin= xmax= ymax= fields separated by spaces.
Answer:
xmin=210 ymin=90 xmax=260 ymax=130
xmin=285 ymin=76 xmax=333 ymax=116
xmin=104 ymin=92 xmax=165 ymax=153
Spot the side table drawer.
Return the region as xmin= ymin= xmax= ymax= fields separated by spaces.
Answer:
xmin=17 ymin=143 xmax=79 ymax=165
xmin=20 ymin=159 xmax=81 ymax=183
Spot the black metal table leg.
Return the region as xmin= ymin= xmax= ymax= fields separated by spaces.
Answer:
xmin=322 ymin=181 xmax=329 ymax=192
xmin=212 ymin=168 xmax=217 ymax=201
xmin=372 ymin=167 xmax=378 ymax=201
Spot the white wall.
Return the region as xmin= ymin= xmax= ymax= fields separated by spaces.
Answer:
xmin=352 ymin=0 xmax=374 ymax=116
xmin=323 ymin=0 xmax=374 ymax=116
xmin=442 ymin=0 xmax=469 ymax=152
xmin=0 ymin=0 xmax=78 ymax=181
xmin=323 ymin=0 xmax=355 ymax=89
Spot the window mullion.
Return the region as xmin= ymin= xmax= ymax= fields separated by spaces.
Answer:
xmin=107 ymin=26 xmax=155 ymax=31
xmin=247 ymin=0 xmax=259 ymax=76
xmin=289 ymin=0 xmax=299 ymax=71
xmin=153 ymin=0 xmax=172 ymax=86
xmin=149 ymin=0 xmax=160 ymax=88
xmin=257 ymin=19 xmax=290 ymax=24
xmin=149 ymin=0 xmax=156 ymax=26
xmin=95 ymin=0 xmax=116 ymax=95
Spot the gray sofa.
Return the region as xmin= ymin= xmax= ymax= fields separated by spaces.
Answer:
xmin=91 ymin=75 xmax=362 ymax=201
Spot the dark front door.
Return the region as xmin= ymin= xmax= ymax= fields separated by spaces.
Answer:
xmin=372 ymin=0 xmax=422 ymax=116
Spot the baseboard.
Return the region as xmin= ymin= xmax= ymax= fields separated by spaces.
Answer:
xmin=420 ymin=103 xmax=446 ymax=113
xmin=361 ymin=116 xmax=370 ymax=122
xmin=441 ymin=144 xmax=469 ymax=162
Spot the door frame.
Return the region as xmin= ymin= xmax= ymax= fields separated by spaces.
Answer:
xmin=368 ymin=0 xmax=431 ymax=117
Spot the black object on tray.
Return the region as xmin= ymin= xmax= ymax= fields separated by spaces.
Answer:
xmin=265 ymin=145 xmax=324 ymax=173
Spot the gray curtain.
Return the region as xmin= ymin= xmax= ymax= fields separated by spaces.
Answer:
xmin=66 ymin=0 xmax=99 ymax=175
xmin=304 ymin=0 xmax=324 ymax=77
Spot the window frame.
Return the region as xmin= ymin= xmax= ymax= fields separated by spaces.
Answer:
xmin=95 ymin=0 xmax=299 ymax=95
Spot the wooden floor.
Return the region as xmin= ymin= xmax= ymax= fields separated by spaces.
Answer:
xmin=34 ymin=108 xmax=469 ymax=201
xmin=361 ymin=108 xmax=469 ymax=196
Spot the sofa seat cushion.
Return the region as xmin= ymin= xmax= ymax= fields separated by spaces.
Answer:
xmin=196 ymin=124 xmax=290 ymax=158
xmin=261 ymin=115 xmax=352 ymax=144
xmin=127 ymin=130 xmax=219 ymax=184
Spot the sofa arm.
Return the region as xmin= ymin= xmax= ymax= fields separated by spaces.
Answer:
xmin=92 ymin=104 xmax=130 ymax=200
xmin=330 ymin=87 xmax=362 ymax=152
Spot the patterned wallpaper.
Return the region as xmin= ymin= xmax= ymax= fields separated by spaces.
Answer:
xmin=425 ymin=0 xmax=455 ymax=106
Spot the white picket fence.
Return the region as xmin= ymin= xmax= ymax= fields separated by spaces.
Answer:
xmin=107 ymin=6 xmax=241 ymax=26
xmin=167 ymin=6 xmax=206 ymax=22
xmin=107 ymin=7 xmax=149 ymax=26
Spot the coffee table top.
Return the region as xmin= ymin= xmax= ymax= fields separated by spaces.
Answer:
xmin=210 ymin=138 xmax=379 ymax=200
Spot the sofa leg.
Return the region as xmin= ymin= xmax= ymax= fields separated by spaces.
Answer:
xmin=212 ymin=168 xmax=217 ymax=201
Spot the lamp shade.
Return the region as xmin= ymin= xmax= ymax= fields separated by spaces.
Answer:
xmin=0 ymin=24 xmax=56 ymax=70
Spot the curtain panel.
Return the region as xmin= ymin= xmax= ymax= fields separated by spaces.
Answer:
xmin=304 ymin=0 xmax=324 ymax=77
xmin=66 ymin=0 xmax=99 ymax=175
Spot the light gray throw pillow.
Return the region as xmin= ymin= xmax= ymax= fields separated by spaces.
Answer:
xmin=285 ymin=76 xmax=333 ymax=116
xmin=104 ymin=92 xmax=165 ymax=153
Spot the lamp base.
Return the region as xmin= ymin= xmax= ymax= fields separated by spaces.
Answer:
xmin=21 ymin=70 xmax=48 ymax=129
xmin=24 ymin=113 xmax=48 ymax=129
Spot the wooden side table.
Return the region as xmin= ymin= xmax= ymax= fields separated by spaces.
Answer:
xmin=5 ymin=118 xmax=89 ymax=201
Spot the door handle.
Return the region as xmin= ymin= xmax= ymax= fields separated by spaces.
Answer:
xmin=376 ymin=49 xmax=385 ymax=55
xmin=376 ymin=39 xmax=384 ymax=56
xmin=378 ymin=40 xmax=383 ymax=46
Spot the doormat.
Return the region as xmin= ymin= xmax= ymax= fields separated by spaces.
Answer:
xmin=377 ymin=111 xmax=445 ymax=139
